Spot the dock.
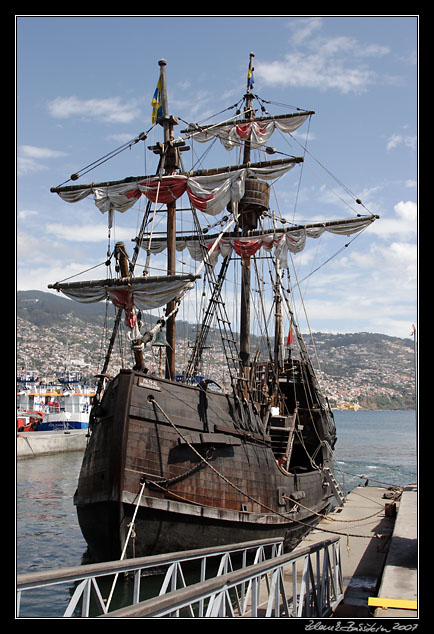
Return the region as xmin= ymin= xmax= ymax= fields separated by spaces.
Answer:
xmin=372 ymin=483 xmax=417 ymax=618
xmin=17 ymin=429 xmax=88 ymax=458
xmin=16 ymin=483 xmax=418 ymax=618
xmin=293 ymin=483 xmax=417 ymax=618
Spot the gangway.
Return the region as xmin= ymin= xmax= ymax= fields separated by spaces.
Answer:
xmin=17 ymin=536 xmax=343 ymax=618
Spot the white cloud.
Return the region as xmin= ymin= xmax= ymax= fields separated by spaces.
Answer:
xmin=17 ymin=261 xmax=101 ymax=292
xmin=47 ymin=95 xmax=141 ymax=124
xmin=45 ymin=222 xmax=136 ymax=243
xmin=369 ymin=200 xmax=417 ymax=238
xmin=405 ymin=180 xmax=417 ymax=189
xmin=395 ymin=200 xmax=417 ymax=223
xmin=18 ymin=209 xmax=39 ymax=220
xmin=386 ymin=132 xmax=417 ymax=151
xmin=286 ymin=17 xmax=322 ymax=46
xmin=256 ymin=17 xmax=390 ymax=94
xmin=256 ymin=53 xmax=376 ymax=94
xmin=17 ymin=226 xmax=117 ymax=291
xmin=106 ymin=132 xmax=136 ymax=145
xmin=17 ymin=145 xmax=67 ymax=176
xmin=296 ymin=238 xmax=416 ymax=338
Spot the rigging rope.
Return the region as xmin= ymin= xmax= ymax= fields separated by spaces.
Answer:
xmin=105 ymin=480 xmax=146 ymax=610
xmin=146 ymin=396 xmax=392 ymax=541
xmin=55 ymin=128 xmax=154 ymax=188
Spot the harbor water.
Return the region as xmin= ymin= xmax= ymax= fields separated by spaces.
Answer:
xmin=333 ymin=409 xmax=417 ymax=493
xmin=16 ymin=409 xmax=417 ymax=618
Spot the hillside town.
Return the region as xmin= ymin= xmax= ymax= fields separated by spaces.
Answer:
xmin=16 ymin=312 xmax=416 ymax=410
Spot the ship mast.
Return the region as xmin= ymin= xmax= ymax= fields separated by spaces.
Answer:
xmin=239 ymin=53 xmax=255 ymax=375
xmin=157 ymin=59 xmax=179 ymax=380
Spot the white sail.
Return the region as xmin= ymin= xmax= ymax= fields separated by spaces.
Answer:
xmin=138 ymin=217 xmax=377 ymax=267
xmin=186 ymin=112 xmax=312 ymax=150
xmin=49 ymin=275 xmax=198 ymax=311
xmin=51 ymin=162 xmax=296 ymax=217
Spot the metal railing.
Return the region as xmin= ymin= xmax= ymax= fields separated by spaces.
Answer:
xmin=101 ymin=538 xmax=343 ymax=618
xmin=17 ymin=536 xmax=343 ymax=618
xmin=16 ymin=537 xmax=283 ymax=618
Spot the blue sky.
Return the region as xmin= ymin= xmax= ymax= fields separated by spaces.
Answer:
xmin=16 ymin=15 xmax=418 ymax=339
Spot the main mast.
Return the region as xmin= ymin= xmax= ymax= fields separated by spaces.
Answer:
xmin=239 ymin=53 xmax=255 ymax=375
xmin=156 ymin=59 xmax=179 ymax=380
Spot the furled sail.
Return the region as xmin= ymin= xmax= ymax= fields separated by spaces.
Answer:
xmin=50 ymin=161 xmax=298 ymax=218
xmin=48 ymin=274 xmax=198 ymax=311
xmin=138 ymin=216 xmax=377 ymax=267
xmin=184 ymin=112 xmax=314 ymax=151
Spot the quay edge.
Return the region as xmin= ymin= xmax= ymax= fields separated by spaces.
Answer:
xmin=17 ymin=430 xmax=88 ymax=459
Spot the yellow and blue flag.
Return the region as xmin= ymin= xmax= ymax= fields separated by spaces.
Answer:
xmin=151 ymin=76 xmax=163 ymax=123
xmin=247 ymin=67 xmax=254 ymax=89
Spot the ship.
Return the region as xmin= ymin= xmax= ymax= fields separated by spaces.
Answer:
xmin=17 ymin=371 xmax=95 ymax=431
xmin=48 ymin=55 xmax=378 ymax=562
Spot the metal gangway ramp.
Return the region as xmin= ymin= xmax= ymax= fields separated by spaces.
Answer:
xmin=17 ymin=536 xmax=343 ymax=618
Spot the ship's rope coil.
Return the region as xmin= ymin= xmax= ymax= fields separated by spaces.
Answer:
xmin=145 ymin=396 xmax=395 ymax=542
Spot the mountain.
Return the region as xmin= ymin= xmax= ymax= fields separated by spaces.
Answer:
xmin=16 ymin=290 xmax=197 ymax=338
xmin=16 ymin=291 xmax=416 ymax=409
xmin=16 ymin=290 xmax=108 ymax=327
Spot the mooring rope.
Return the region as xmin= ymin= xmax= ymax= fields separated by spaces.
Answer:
xmin=105 ymin=480 xmax=146 ymax=610
xmin=147 ymin=396 xmax=392 ymax=541
xmin=282 ymin=493 xmax=399 ymax=523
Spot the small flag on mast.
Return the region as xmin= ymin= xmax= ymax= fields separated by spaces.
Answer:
xmin=286 ymin=323 xmax=293 ymax=346
xmin=151 ymin=75 xmax=163 ymax=123
xmin=247 ymin=52 xmax=255 ymax=90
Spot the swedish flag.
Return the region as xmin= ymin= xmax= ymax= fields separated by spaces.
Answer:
xmin=247 ymin=68 xmax=254 ymax=89
xmin=151 ymin=76 xmax=163 ymax=123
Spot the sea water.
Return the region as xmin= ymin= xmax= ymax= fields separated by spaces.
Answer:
xmin=16 ymin=409 xmax=417 ymax=617
xmin=333 ymin=409 xmax=417 ymax=494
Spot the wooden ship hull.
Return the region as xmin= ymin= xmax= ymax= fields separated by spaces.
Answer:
xmin=74 ymin=366 xmax=337 ymax=562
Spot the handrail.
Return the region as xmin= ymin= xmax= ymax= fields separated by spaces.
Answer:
xmin=17 ymin=537 xmax=284 ymax=617
xmin=100 ymin=538 xmax=343 ymax=618
xmin=17 ymin=536 xmax=343 ymax=618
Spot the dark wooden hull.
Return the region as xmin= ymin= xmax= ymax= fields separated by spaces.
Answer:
xmin=74 ymin=369 xmax=336 ymax=562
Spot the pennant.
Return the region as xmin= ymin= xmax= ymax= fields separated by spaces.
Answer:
xmin=151 ymin=76 xmax=163 ymax=123
xmin=286 ymin=325 xmax=293 ymax=346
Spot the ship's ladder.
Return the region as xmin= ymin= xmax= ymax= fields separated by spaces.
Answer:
xmin=269 ymin=413 xmax=296 ymax=461
xmin=184 ymin=250 xmax=262 ymax=434
xmin=322 ymin=466 xmax=346 ymax=507
xmin=184 ymin=255 xmax=233 ymax=378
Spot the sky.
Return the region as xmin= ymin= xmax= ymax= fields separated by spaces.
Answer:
xmin=16 ymin=15 xmax=418 ymax=339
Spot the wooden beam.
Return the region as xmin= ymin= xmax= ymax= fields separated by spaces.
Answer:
xmin=180 ymin=110 xmax=315 ymax=135
xmin=50 ymin=157 xmax=303 ymax=194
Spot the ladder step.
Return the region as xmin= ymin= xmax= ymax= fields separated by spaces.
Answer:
xmin=323 ymin=467 xmax=345 ymax=506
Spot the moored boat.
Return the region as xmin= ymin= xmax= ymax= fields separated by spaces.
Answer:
xmin=48 ymin=54 xmax=378 ymax=561
xmin=17 ymin=372 xmax=95 ymax=431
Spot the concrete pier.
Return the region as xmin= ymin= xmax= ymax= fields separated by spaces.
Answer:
xmin=17 ymin=429 xmax=88 ymax=458
xmin=373 ymin=483 xmax=417 ymax=618
xmin=292 ymin=484 xmax=417 ymax=618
